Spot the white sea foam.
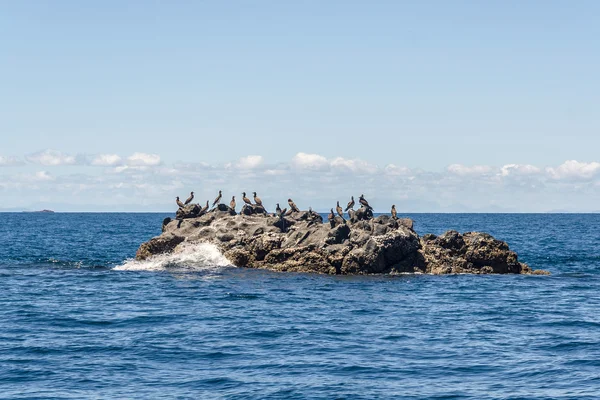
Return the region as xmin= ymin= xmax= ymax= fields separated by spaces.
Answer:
xmin=114 ymin=242 xmax=232 ymax=272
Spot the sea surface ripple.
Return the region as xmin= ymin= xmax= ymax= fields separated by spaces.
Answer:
xmin=1 ymin=213 xmax=599 ymax=399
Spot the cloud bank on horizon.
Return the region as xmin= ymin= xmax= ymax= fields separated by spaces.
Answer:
xmin=1 ymin=149 xmax=599 ymax=212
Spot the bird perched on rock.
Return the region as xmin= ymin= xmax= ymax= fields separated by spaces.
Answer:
xmin=184 ymin=191 xmax=194 ymax=205
xmin=253 ymin=192 xmax=262 ymax=206
xmin=336 ymin=201 xmax=346 ymax=221
xmin=230 ymin=196 xmax=236 ymax=210
xmin=276 ymin=204 xmax=287 ymax=218
xmin=176 ymin=196 xmax=185 ymax=208
xmin=345 ymin=196 xmax=355 ymax=211
xmin=200 ymin=200 xmax=209 ymax=214
xmin=288 ymin=198 xmax=300 ymax=213
xmin=212 ymin=190 xmax=222 ymax=207
xmin=242 ymin=192 xmax=252 ymax=205
xmin=391 ymin=204 xmax=397 ymax=220
xmin=276 ymin=205 xmax=288 ymax=232
xmin=359 ymin=194 xmax=373 ymax=210
xmin=328 ymin=208 xmax=335 ymax=228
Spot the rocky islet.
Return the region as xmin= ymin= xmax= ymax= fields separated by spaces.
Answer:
xmin=136 ymin=203 xmax=550 ymax=276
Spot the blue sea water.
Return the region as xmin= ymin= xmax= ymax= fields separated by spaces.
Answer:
xmin=1 ymin=212 xmax=599 ymax=399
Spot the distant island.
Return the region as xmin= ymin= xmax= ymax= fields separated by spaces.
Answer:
xmin=23 ymin=209 xmax=55 ymax=213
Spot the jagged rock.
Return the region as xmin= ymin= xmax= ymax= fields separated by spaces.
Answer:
xmin=176 ymin=204 xmax=201 ymax=219
xmin=136 ymin=209 xmax=550 ymax=276
xmin=215 ymin=203 xmax=236 ymax=215
xmin=419 ymin=231 xmax=535 ymax=274
xmin=136 ymin=233 xmax=185 ymax=260
xmin=241 ymin=204 xmax=267 ymax=216
xmin=161 ymin=217 xmax=172 ymax=232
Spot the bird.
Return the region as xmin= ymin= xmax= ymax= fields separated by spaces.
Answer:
xmin=212 ymin=190 xmax=222 ymax=207
xmin=345 ymin=196 xmax=355 ymax=211
xmin=200 ymin=200 xmax=209 ymax=214
xmin=242 ymin=192 xmax=252 ymax=205
xmin=276 ymin=204 xmax=287 ymax=218
xmin=176 ymin=196 xmax=185 ymax=208
xmin=230 ymin=196 xmax=236 ymax=210
xmin=276 ymin=205 xmax=288 ymax=232
xmin=336 ymin=201 xmax=345 ymax=221
xmin=184 ymin=191 xmax=194 ymax=205
xmin=288 ymin=198 xmax=300 ymax=213
xmin=328 ymin=208 xmax=335 ymax=227
xmin=359 ymin=194 xmax=373 ymax=210
xmin=253 ymin=192 xmax=263 ymax=206
xmin=391 ymin=205 xmax=397 ymax=220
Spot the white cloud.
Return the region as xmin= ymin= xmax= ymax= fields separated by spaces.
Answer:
xmin=384 ymin=164 xmax=412 ymax=176
xmin=290 ymin=153 xmax=378 ymax=174
xmin=114 ymin=165 xmax=131 ymax=173
xmin=34 ymin=171 xmax=54 ymax=181
xmin=291 ymin=152 xmax=329 ymax=170
xmin=127 ymin=152 xmax=161 ymax=166
xmin=91 ymin=154 xmax=122 ymax=166
xmin=5 ymin=151 xmax=600 ymax=212
xmin=235 ymin=155 xmax=264 ymax=169
xmin=330 ymin=157 xmax=378 ymax=174
xmin=500 ymin=164 xmax=541 ymax=177
xmin=0 ymin=156 xmax=23 ymax=166
xmin=264 ymin=169 xmax=287 ymax=176
xmin=26 ymin=150 xmax=77 ymax=166
xmin=546 ymin=160 xmax=600 ymax=181
xmin=447 ymin=164 xmax=493 ymax=176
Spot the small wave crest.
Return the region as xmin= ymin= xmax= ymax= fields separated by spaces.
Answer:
xmin=114 ymin=242 xmax=232 ymax=272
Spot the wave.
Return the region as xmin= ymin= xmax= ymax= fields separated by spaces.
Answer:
xmin=114 ymin=242 xmax=232 ymax=272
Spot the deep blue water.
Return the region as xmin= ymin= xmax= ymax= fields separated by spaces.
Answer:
xmin=1 ymin=213 xmax=599 ymax=399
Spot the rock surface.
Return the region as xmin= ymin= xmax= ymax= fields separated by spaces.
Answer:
xmin=136 ymin=206 xmax=550 ymax=275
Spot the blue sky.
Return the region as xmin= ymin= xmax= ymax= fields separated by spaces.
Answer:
xmin=1 ymin=1 xmax=599 ymax=211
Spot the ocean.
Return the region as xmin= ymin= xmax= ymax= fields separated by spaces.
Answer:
xmin=1 ymin=213 xmax=599 ymax=399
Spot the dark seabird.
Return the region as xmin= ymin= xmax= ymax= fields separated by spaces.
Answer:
xmin=276 ymin=204 xmax=287 ymax=218
xmin=391 ymin=204 xmax=397 ymax=220
xmin=253 ymin=192 xmax=263 ymax=206
xmin=184 ymin=191 xmax=194 ymax=205
xmin=200 ymin=200 xmax=209 ymax=214
xmin=336 ymin=201 xmax=345 ymax=221
xmin=328 ymin=208 xmax=335 ymax=227
xmin=359 ymin=194 xmax=373 ymax=210
xmin=288 ymin=198 xmax=300 ymax=213
xmin=230 ymin=196 xmax=236 ymax=210
xmin=277 ymin=205 xmax=288 ymax=232
xmin=176 ymin=196 xmax=185 ymax=208
xmin=242 ymin=192 xmax=252 ymax=205
xmin=212 ymin=190 xmax=222 ymax=207
xmin=345 ymin=196 xmax=355 ymax=211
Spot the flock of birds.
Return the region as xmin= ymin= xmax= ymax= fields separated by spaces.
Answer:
xmin=176 ymin=191 xmax=399 ymax=222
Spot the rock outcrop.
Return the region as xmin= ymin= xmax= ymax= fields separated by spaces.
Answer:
xmin=135 ymin=206 xmax=549 ymax=275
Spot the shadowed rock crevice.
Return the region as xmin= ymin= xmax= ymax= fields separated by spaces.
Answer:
xmin=136 ymin=208 xmax=550 ymax=275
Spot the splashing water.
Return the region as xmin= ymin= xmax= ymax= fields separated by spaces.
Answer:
xmin=114 ymin=242 xmax=232 ymax=272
